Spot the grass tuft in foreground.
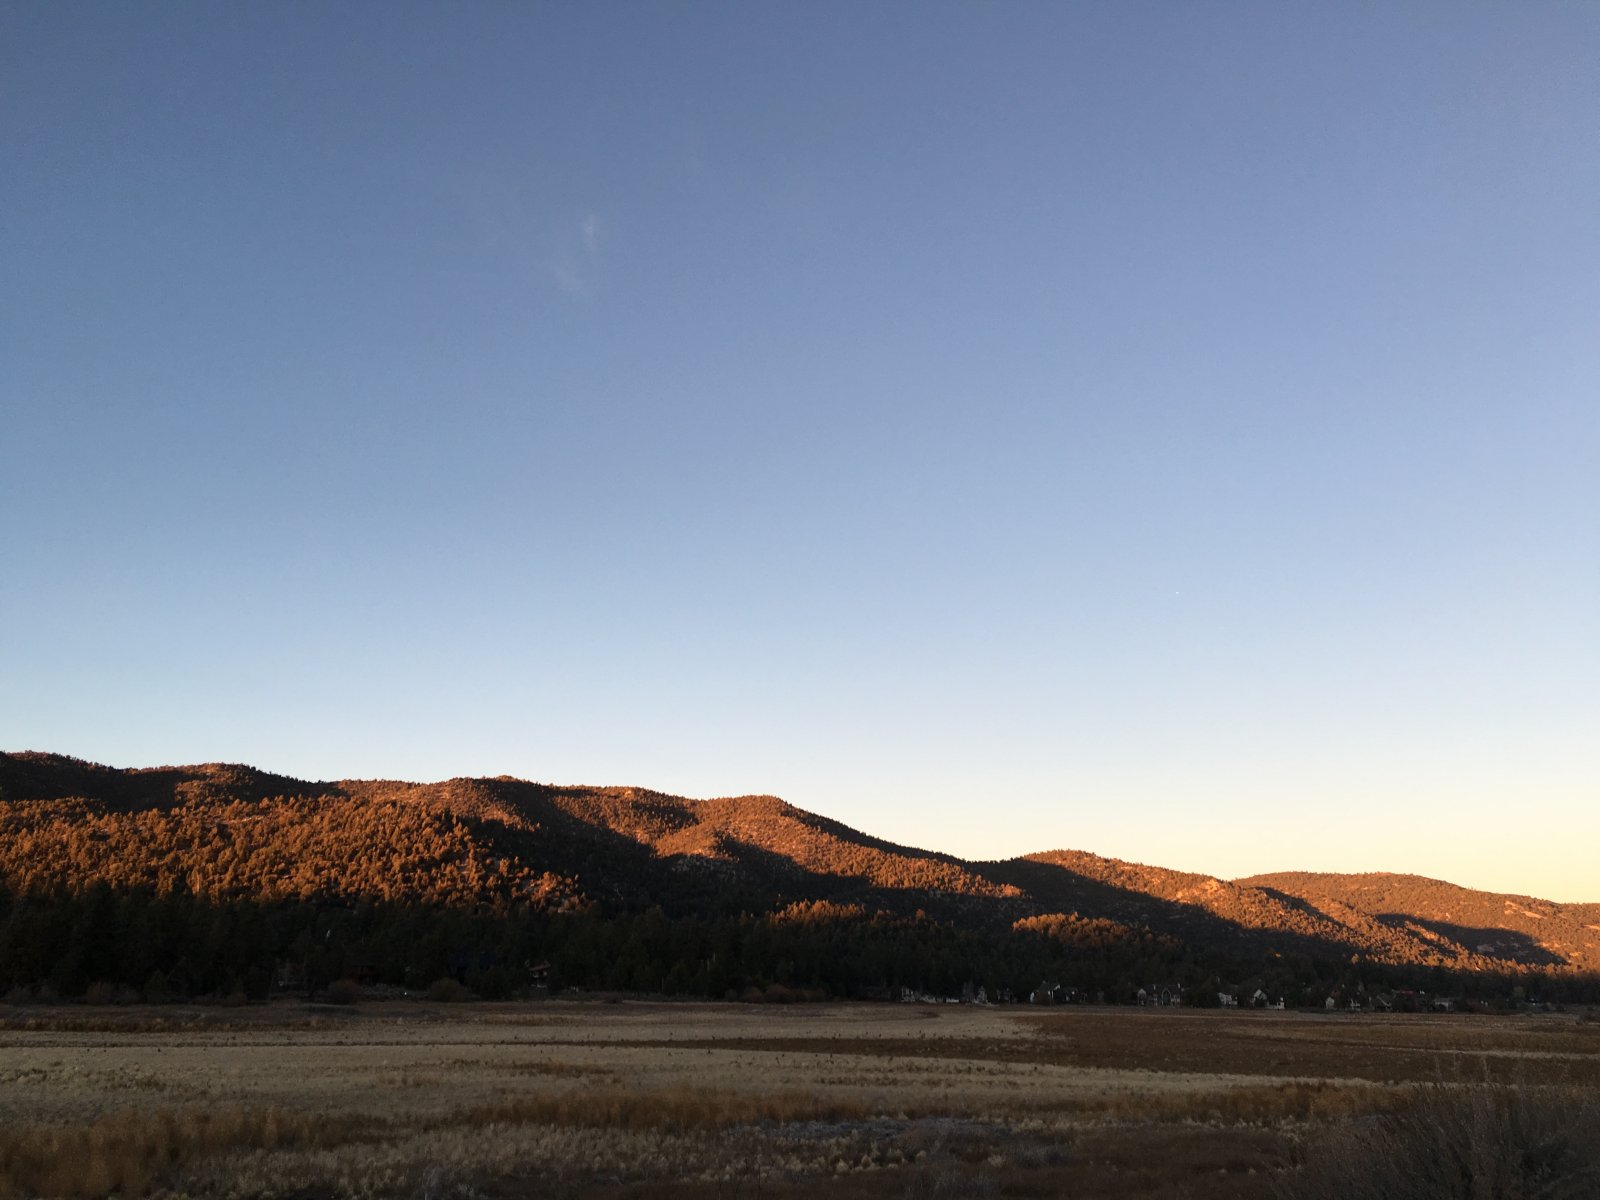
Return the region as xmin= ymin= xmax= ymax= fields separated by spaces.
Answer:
xmin=0 ymin=1106 xmax=374 ymax=1199
xmin=1277 ymin=1083 xmax=1600 ymax=1200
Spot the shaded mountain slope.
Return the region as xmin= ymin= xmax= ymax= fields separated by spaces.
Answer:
xmin=980 ymin=851 xmax=1533 ymax=971
xmin=2 ymin=752 xmax=1595 ymax=975
xmin=1239 ymin=871 xmax=1600 ymax=972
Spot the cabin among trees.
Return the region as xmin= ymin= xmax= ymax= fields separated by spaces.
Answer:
xmin=1136 ymin=983 xmax=1185 ymax=1007
xmin=0 ymin=881 xmax=1585 ymax=1012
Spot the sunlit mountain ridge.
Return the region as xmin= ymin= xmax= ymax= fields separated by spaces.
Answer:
xmin=4 ymin=751 xmax=1597 ymax=976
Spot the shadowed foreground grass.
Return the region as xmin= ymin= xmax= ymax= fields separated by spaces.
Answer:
xmin=1276 ymin=1083 xmax=1600 ymax=1200
xmin=0 ymin=1082 xmax=1432 ymax=1200
xmin=0 ymin=1107 xmax=374 ymax=1199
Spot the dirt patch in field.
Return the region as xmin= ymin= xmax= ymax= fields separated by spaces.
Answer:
xmin=1016 ymin=1009 xmax=1600 ymax=1085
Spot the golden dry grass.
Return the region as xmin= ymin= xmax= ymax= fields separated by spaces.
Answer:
xmin=456 ymin=1086 xmax=872 ymax=1132
xmin=0 ymin=1000 xmax=1594 ymax=1199
xmin=0 ymin=1106 xmax=373 ymax=1199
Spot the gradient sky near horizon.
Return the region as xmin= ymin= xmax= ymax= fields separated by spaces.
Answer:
xmin=4 ymin=3 xmax=1597 ymax=900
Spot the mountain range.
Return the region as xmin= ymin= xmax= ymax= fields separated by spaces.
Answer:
xmin=3 ymin=750 xmax=1597 ymax=977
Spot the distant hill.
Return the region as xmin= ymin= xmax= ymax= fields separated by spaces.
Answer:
xmin=1238 ymin=871 xmax=1600 ymax=973
xmin=3 ymin=751 xmax=1596 ymax=978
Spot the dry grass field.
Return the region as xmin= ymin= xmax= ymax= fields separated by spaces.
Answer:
xmin=1 ymin=1000 xmax=1597 ymax=1199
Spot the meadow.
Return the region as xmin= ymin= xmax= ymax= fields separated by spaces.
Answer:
xmin=1 ymin=999 xmax=1597 ymax=1199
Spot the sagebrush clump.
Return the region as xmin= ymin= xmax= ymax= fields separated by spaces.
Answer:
xmin=1278 ymin=1083 xmax=1600 ymax=1200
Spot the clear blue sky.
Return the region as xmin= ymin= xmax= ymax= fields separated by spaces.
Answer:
xmin=4 ymin=3 xmax=1596 ymax=900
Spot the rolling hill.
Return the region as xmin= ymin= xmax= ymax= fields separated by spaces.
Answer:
xmin=2 ymin=751 xmax=1596 ymax=978
xmin=1239 ymin=871 xmax=1600 ymax=974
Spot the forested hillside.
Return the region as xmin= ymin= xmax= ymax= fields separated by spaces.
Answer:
xmin=2 ymin=752 xmax=1596 ymax=1007
xmin=1239 ymin=871 xmax=1600 ymax=973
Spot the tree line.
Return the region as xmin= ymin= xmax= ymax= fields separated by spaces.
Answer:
xmin=2 ymin=884 xmax=1596 ymax=1009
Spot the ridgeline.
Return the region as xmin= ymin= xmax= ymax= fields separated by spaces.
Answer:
xmin=2 ymin=751 xmax=1595 ymax=1007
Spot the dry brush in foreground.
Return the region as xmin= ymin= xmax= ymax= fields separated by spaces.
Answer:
xmin=1277 ymin=1083 xmax=1600 ymax=1200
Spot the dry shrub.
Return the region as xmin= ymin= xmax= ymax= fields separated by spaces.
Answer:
xmin=0 ymin=1106 xmax=372 ymax=1199
xmin=323 ymin=978 xmax=363 ymax=1005
xmin=142 ymin=970 xmax=173 ymax=1004
xmin=457 ymin=1087 xmax=868 ymax=1133
xmin=83 ymin=981 xmax=118 ymax=1006
xmin=1277 ymin=1083 xmax=1600 ymax=1200
xmin=427 ymin=977 xmax=471 ymax=1003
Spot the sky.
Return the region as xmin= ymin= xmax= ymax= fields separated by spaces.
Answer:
xmin=3 ymin=3 xmax=1596 ymax=901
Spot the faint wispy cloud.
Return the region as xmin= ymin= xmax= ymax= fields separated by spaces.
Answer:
xmin=552 ymin=211 xmax=604 ymax=297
